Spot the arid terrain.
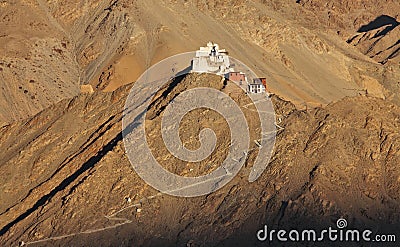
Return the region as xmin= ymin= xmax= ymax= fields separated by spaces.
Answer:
xmin=0 ymin=0 xmax=399 ymax=246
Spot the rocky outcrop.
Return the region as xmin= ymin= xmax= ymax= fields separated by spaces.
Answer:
xmin=347 ymin=15 xmax=399 ymax=64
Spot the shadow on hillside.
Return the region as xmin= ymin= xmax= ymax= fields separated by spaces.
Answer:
xmin=357 ymin=15 xmax=399 ymax=37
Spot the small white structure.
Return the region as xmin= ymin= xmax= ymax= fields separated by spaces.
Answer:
xmin=248 ymin=78 xmax=267 ymax=94
xmin=191 ymin=42 xmax=233 ymax=75
xmin=248 ymin=83 xmax=266 ymax=94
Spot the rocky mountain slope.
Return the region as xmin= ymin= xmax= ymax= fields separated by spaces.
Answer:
xmin=291 ymin=0 xmax=400 ymax=65
xmin=0 ymin=78 xmax=399 ymax=246
xmin=0 ymin=0 xmax=132 ymax=123
xmin=94 ymin=0 xmax=400 ymax=107
xmin=2 ymin=0 xmax=399 ymax=124
xmin=0 ymin=0 xmax=399 ymax=246
xmin=347 ymin=15 xmax=399 ymax=64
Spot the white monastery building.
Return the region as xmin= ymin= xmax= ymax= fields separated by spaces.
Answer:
xmin=191 ymin=42 xmax=267 ymax=94
xmin=191 ymin=42 xmax=233 ymax=75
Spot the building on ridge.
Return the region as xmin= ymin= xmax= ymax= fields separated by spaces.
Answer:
xmin=248 ymin=78 xmax=267 ymax=94
xmin=227 ymin=72 xmax=247 ymax=85
xmin=191 ymin=42 xmax=268 ymax=94
xmin=191 ymin=42 xmax=233 ymax=75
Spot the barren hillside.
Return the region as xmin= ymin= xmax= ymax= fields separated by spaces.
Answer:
xmin=94 ymin=0 xmax=400 ymax=107
xmin=0 ymin=0 xmax=399 ymax=247
xmin=0 ymin=0 xmax=132 ymax=123
xmin=0 ymin=78 xmax=399 ymax=246
xmin=2 ymin=0 xmax=399 ymax=124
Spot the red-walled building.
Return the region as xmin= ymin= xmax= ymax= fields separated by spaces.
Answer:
xmin=228 ymin=72 xmax=246 ymax=84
